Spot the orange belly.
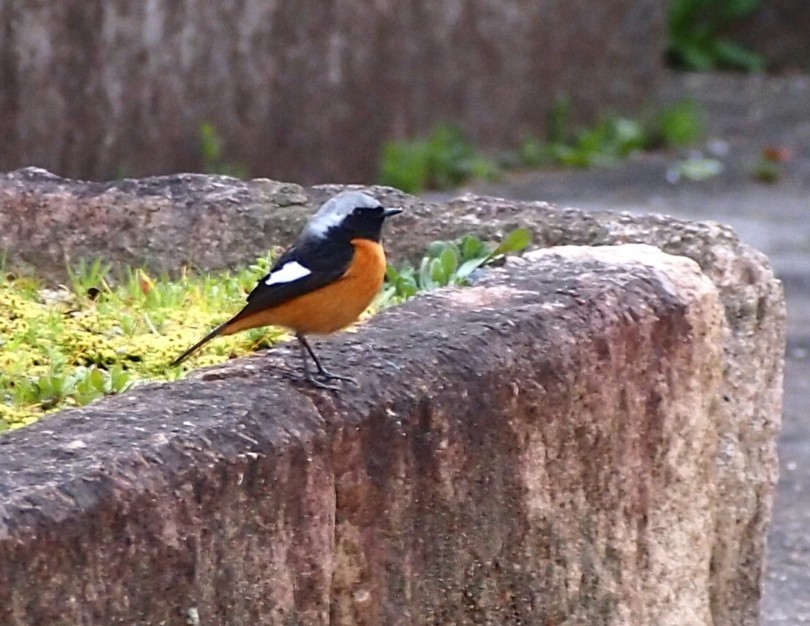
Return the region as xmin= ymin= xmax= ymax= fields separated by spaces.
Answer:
xmin=223 ymin=238 xmax=386 ymax=335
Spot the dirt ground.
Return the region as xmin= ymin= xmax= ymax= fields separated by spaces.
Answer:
xmin=435 ymin=70 xmax=810 ymax=624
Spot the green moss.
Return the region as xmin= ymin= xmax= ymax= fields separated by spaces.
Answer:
xmin=0 ymin=256 xmax=286 ymax=431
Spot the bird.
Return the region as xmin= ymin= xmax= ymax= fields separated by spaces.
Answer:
xmin=170 ymin=191 xmax=403 ymax=389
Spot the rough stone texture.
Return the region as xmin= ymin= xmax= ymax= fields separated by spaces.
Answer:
xmin=1 ymin=245 xmax=731 ymax=625
xmin=0 ymin=168 xmax=312 ymax=277
xmin=0 ymin=171 xmax=785 ymax=624
xmin=0 ymin=0 xmax=664 ymax=183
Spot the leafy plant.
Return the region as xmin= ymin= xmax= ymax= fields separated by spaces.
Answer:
xmin=751 ymin=146 xmax=790 ymax=184
xmin=518 ymin=115 xmax=648 ymax=169
xmin=379 ymin=124 xmax=500 ymax=193
xmin=378 ymin=229 xmax=532 ymax=307
xmin=10 ymin=365 xmax=133 ymax=411
xmin=751 ymin=159 xmax=780 ymax=184
xmin=547 ymin=94 xmax=573 ymax=145
xmin=516 ymin=98 xmax=703 ymax=171
xmin=667 ymin=0 xmax=764 ymax=71
xmin=199 ymin=121 xmax=249 ymax=179
xmin=66 ymin=257 xmax=112 ymax=298
xmin=379 ymin=95 xmax=706 ymax=193
xmin=654 ymin=100 xmax=703 ymax=147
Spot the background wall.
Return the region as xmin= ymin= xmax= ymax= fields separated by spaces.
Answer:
xmin=726 ymin=0 xmax=810 ymax=72
xmin=0 ymin=0 xmax=665 ymax=184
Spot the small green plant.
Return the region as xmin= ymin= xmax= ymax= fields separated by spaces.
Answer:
xmin=379 ymin=124 xmax=499 ymax=193
xmin=518 ymin=115 xmax=648 ymax=169
xmin=547 ymin=94 xmax=573 ymax=145
xmin=751 ymin=159 xmax=780 ymax=183
xmin=379 ymin=228 xmax=532 ymax=307
xmin=380 ymin=95 xmax=704 ymax=191
xmin=9 ymin=364 xmax=133 ymax=411
xmin=667 ymin=0 xmax=764 ymax=71
xmin=751 ymin=147 xmax=790 ymax=184
xmin=199 ymin=121 xmax=249 ymax=179
xmin=516 ymin=99 xmax=702 ymax=170
xmin=66 ymin=257 xmax=112 ymax=297
xmin=654 ymin=100 xmax=703 ymax=147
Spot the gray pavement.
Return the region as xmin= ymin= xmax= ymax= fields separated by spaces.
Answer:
xmin=437 ymin=71 xmax=810 ymax=624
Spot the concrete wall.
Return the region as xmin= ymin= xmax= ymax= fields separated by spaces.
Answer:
xmin=0 ymin=0 xmax=665 ymax=183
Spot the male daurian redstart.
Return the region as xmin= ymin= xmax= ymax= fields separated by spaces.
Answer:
xmin=170 ymin=191 xmax=402 ymax=389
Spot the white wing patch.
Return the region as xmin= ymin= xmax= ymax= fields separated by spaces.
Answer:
xmin=265 ymin=261 xmax=311 ymax=286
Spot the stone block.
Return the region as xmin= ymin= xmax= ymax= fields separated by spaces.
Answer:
xmin=2 ymin=245 xmax=734 ymax=625
xmin=0 ymin=170 xmax=785 ymax=624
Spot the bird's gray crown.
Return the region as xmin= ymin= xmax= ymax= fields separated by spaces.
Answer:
xmin=305 ymin=191 xmax=382 ymax=238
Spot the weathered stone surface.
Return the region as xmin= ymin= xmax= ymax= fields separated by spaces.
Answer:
xmin=1 ymin=245 xmax=729 ymax=625
xmin=0 ymin=168 xmax=312 ymax=277
xmin=0 ymin=1 xmax=664 ymax=182
xmin=0 ymin=170 xmax=785 ymax=624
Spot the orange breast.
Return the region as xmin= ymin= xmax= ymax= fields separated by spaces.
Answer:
xmin=223 ymin=238 xmax=387 ymax=335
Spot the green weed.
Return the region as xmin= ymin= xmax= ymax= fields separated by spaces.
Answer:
xmin=667 ymin=0 xmax=764 ymax=71
xmin=199 ymin=121 xmax=249 ymax=179
xmin=378 ymin=228 xmax=532 ymax=307
xmin=379 ymin=97 xmax=704 ymax=191
xmin=751 ymin=159 xmax=780 ymax=183
xmin=379 ymin=124 xmax=500 ymax=194
xmin=0 ymin=257 xmax=286 ymax=431
xmin=517 ymin=100 xmax=702 ymax=169
xmin=66 ymin=257 xmax=112 ymax=298
xmin=654 ymin=100 xmax=703 ymax=148
xmin=518 ymin=116 xmax=648 ymax=169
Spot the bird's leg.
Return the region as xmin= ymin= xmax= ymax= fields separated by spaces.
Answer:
xmin=296 ymin=336 xmax=340 ymax=390
xmin=296 ymin=334 xmax=358 ymax=387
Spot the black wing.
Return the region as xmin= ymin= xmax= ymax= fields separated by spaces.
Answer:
xmin=235 ymin=235 xmax=354 ymax=318
xmin=170 ymin=236 xmax=353 ymax=367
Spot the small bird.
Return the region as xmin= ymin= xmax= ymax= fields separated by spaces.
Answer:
xmin=171 ymin=191 xmax=402 ymax=389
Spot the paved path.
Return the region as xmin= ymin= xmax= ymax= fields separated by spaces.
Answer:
xmin=436 ymin=71 xmax=810 ymax=624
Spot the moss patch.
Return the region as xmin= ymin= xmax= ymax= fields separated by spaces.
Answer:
xmin=0 ymin=254 xmax=286 ymax=431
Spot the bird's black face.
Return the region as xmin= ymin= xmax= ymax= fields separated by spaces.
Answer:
xmin=339 ymin=204 xmax=403 ymax=242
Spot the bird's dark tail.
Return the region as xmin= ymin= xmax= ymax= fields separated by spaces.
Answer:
xmin=170 ymin=320 xmax=231 ymax=367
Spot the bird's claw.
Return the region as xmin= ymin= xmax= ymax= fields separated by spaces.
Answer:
xmin=316 ymin=370 xmax=359 ymax=387
xmin=303 ymin=373 xmax=343 ymax=391
xmin=302 ymin=368 xmax=358 ymax=391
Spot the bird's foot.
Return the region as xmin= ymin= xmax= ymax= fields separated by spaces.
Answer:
xmin=300 ymin=367 xmax=358 ymax=391
xmin=302 ymin=370 xmax=343 ymax=391
xmin=296 ymin=334 xmax=359 ymax=390
xmin=314 ymin=367 xmax=359 ymax=387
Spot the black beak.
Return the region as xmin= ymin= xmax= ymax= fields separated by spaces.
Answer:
xmin=383 ymin=207 xmax=403 ymax=218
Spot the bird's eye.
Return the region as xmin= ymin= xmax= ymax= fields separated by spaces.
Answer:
xmin=352 ymin=205 xmax=383 ymax=216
